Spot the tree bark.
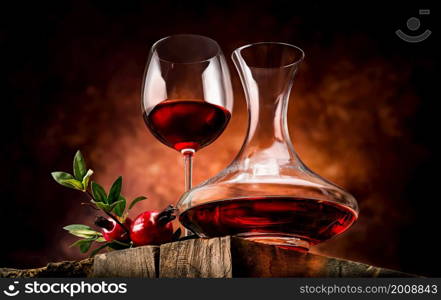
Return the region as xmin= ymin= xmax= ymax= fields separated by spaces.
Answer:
xmin=0 ymin=258 xmax=93 ymax=278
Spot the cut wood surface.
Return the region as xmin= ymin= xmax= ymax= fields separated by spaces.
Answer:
xmin=230 ymin=237 xmax=408 ymax=277
xmin=93 ymin=245 xmax=159 ymax=278
xmin=159 ymin=237 xmax=411 ymax=278
xmin=1 ymin=237 xmax=413 ymax=278
xmin=160 ymin=236 xmax=232 ymax=278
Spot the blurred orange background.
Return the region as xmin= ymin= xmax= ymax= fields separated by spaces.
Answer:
xmin=2 ymin=1 xmax=439 ymax=276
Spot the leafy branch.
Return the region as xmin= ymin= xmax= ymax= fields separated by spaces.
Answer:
xmin=51 ymin=150 xmax=148 ymax=256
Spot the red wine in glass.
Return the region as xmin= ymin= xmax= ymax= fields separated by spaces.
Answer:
xmin=143 ymin=99 xmax=231 ymax=152
xmin=179 ymin=196 xmax=357 ymax=250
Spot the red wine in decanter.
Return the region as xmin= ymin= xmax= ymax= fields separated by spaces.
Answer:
xmin=179 ymin=196 xmax=357 ymax=247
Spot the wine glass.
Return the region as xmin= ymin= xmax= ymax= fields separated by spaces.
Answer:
xmin=141 ymin=34 xmax=233 ymax=195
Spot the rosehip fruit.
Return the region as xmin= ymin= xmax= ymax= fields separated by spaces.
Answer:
xmin=130 ymin=205 xmax=176 ymax=246
xmin=95 ymin=216 xmax=132 ymax=242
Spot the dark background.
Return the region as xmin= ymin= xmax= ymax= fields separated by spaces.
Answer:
xmin=1 ymin=1 xmax=439 ymax=276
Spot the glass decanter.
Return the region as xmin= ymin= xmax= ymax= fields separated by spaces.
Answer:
xmin=177 ymin=42 xmax=358 ymax=251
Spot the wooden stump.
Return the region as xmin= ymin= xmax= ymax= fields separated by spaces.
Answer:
xmin=229 ymin=237 xmax=405 ymax=277
xmin=160 ymin=236 xmax=232 ymax=278
xmin=93 ymin=245 xmax=159 ymax=278
xmin=0 ymin=237 xmax=413 ymax=278
xmin=159 ymin=237 xmax=411 ymax=278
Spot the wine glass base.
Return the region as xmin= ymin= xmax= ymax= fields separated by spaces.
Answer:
xmin=236 ymin=233 xmax=311 ymax=252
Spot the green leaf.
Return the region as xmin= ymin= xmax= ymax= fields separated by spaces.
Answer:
xmin=113 ymin=195 xmax=126 ymax=217
xmin=64 ymin=225 xmax=102 ymax=238
xmin=70 ymin=238 xmax=93 ymax=253
xmin=81 ymin=169 xmax=94 ymax=190
xmin=108 ymin=240 xmax=131 ymax=250
xmin=79 ymin=241 xmax=93 ymax=253
xmin=91 ymin=182 xmax=107 ymax=203
xmin=70 ymin=239 xmax=88 ymax=247
xmin=59 ymin=178 xmax=84 ymax=190
xmin=91 ymin=200 xmax=111 ymax=212
xmin=96 ymin=237 xmax=107 ymax=243
xmin=51 ymin=172 xmax=81 ymax=190
xmin=128 ymin=196 xmax=147 ymax=210
xmin=68 ymin=230 xmax=101 ymax=239
xmin=63 ymin=224 xmax=92 ymax=231
xmin=107 ymin=176 xmax=122 ymax=204
xmin=89 ymin=243 xmax=111 ymax=257
xmin=73 ymin=150 xmax=87 ymax=180
xmin=109 ymin=199 xmax=125 ymax=214
xmin=89 ymin=240 xmax=130 ymax=256
xmin=52 ymin=171 xmax=75 ymax=182
xmin=69 ymin=232 xmax=95 ymax=239
xmin=111 ymin=240 xmax=131 ymax=247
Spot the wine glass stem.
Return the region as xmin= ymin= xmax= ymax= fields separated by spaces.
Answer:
xmin=181 ymin=149 xmax=195 ymax=237
xmin=182 ymin=149 xmax=194 ymax=192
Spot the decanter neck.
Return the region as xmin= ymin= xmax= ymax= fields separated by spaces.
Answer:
xmin=231 ymin=43 xmax=304 ymax=172
xmin=234 ymin=59 xmax=300 ymax=156
xmin=244 ymin=67 xmax=296 ymax=147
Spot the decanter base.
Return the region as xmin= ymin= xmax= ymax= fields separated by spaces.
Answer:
xmin=236 ymin=233 xmax=311 ymax=252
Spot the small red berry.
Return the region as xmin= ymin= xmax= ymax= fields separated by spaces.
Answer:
xmin=130 ymin=206 xmax=175 ymax=246
xmin=95 ymin=216 xmax=132 ymax=242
